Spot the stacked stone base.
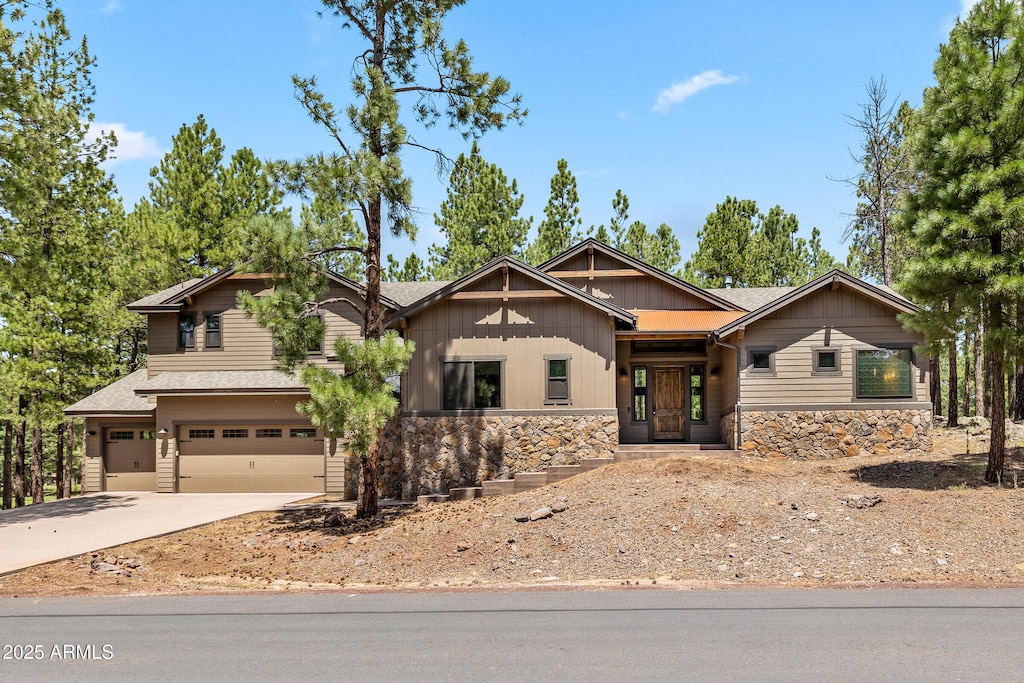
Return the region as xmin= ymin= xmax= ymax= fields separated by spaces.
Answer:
xmin=373 ymin=413 xmax=618 ymax=498
xmin=721 ymin=409 xmax=932 ymax=460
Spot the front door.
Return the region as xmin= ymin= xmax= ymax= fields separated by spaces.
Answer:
xmin=652 ymin=367 xmax=685 ymax=440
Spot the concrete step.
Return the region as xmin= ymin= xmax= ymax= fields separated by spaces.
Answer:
xmin=545 ymin=464 xmax=581 ymax=483
xmin=481 ymin=479 xmax=516 ymax=497
xmin=416 ymin=493 xmax=450 ymax=504
xmin=448 ymin=487 xmax=482 ymax=501
xmin=579 ymin=457 xmax=615 ymax=471
xmin=514 ymin=471 xmax=549 ymax=492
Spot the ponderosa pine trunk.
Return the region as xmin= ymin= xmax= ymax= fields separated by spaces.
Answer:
xmin=974 ymin=321 xmax=985 ymax=419
xmin=962 ymin=334 xmax=972 ymax=417
xmin=930 ymin=354 xmax=941 ymax=415
xmin=55 ymin=423 xmax=65 ymax=499
xmin=30 ymin=424 xmax=43 ymax=503
xmin=14 ymin=409 xmax=25 ymax=508
xmin=948 ymin=338 xmax=959 ymax=427
xmin=1014 ymin=364 xmax=1024 ymax=422
xmin=985 ymin=301 xmax=1006 ymax=484
xmin=62 ymin=419 xmax=74 ymax=498
xmin=2 ymin=421 xmax=11 ymax=510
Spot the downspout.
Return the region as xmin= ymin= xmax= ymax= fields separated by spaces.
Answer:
xmin=712 ymin=334 xmax=741 ymax=449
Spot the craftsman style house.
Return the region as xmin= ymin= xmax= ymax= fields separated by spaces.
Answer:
xmin=67 ymin=239 xmax=933 ymax=497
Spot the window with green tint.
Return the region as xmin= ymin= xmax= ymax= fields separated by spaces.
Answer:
xmin=690 ymin=365 xmax=705 ymax=421
xmin=632 ymin=367 xmax=647 ymax=422
xmin=856 ymin=348 xmax=912 ymax=398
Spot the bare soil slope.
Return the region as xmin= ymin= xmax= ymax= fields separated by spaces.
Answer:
xmin=2 ymin=427 xmax=1023 ymax=597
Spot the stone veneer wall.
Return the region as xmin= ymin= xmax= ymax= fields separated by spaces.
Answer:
xmin=722 ymin=409 xmax=932 ymax=459
xmin=374 ymin=413 xmax=618 ymax=498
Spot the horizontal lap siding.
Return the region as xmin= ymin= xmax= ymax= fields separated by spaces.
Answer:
xmin=147 ymin=279 xmax=364 ymax=375
xmin=739 ymin=287 xmax=927 ymax=406
xmin=405 ymin=296 xmax=615 ymax=411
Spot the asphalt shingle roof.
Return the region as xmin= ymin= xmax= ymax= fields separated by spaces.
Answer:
xmin=135 ymin=370 xmax=311 ymax=394
xmin=64 ymin=369 xmax=154 ymax=415
xmin=380 ymin=280 xmax=451 ymax=307
xmin=127 ymin=278 xmax=204 ymax=309
xmin=703 ymin=286 xmax=797 ymax=312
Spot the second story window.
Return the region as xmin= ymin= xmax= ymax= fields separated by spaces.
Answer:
xmin=178 ymin=313 xmax=196 ymax=350
xmin=205 ymin=313 xmax=222 ymax=349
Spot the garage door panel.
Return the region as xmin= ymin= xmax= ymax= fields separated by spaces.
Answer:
xmin=105 ymin=428 xmax=156 ymax=492
xmin=178 ymin=455 xmax=324 ymax=493
xmin=177 ymin=424 xmax=325 ymax=493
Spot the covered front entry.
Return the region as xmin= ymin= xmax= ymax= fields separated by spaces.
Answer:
xmin=104 ymin=426 xmax=157 ymax=491
xmin=177 ymin=424 xmax=325 ymax=493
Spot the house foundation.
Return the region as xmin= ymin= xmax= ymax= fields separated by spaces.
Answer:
xmin=722 ymin=409 xmax=932 ymax=459
xmin=376 ymin=413 xmax=618 ymax=497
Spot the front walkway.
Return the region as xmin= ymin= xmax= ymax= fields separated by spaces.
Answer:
xmin=0 ymin=492 xmax=315 ymax=575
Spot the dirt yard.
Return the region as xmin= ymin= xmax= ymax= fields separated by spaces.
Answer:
xmin=2 ymin=426 xmax=1024 ymax=597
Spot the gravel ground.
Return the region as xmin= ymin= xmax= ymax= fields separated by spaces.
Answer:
xmin=2 ymin=426 xmax=1024 ymax=597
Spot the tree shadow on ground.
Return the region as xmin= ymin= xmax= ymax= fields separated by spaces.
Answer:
xmin=264 ymin=504 xmax=416 ymax=537
xmin=848 ymin=447 xmax=1024 ymax=491
xmin=0 ymin=494 xmax=140 ymax=526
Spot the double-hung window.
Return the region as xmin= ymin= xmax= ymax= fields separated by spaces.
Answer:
xmin=442 ymin=360 xmax=502 ymax=410
xmin=178 ymin=313 xmax=196 ymax=349
xmin=204 ymin=313 xmax=222 ymax=349
xmin=545 ymin=357 xmax=570 ymax=404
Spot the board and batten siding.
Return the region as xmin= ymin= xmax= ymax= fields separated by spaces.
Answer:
xmin=147 ymin=278 xmax=364 ymax=376
xmin=736 ymin=287 xmax=927 ymax=407
xmin=404 ymin=295 xmax=616 ymax=412
xmin=550 ymin=251 xmax=714 ymax=311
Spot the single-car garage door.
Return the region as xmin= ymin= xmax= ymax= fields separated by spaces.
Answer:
xmin=105 ymin=427 xmax=157 ymax=491
xmin=177 ymin=425 xmax=325 ymax=493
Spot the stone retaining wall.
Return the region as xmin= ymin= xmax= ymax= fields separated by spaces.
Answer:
xmin=376 ymin=413 xmax=618 ymax=498
xmin=728 ymin=409 xmax=931 ymax=459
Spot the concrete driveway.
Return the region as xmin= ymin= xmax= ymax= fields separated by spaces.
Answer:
xmin=0 ymin=492 xmax=315 ymax=575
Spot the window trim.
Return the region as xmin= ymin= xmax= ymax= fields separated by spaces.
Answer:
xmin=543 ymin=354 xmax=571 ymax=405
xmin=746 ymin=346 xmax=776 ymax=375
xmin=203 ymin=311 xmax=223 ymax=350
xmin=631 ymin=365 xmax=649 ymax=424
xmin=178 ymin=313 xmax=196 ymax=350
xmin=255 ymin=428 xmax=282 ymax=438
xmin=854 ymin=345 xmax=915 ymax=399
xmin=812 ymin=347 xmax=841 ymax=375
xmin=440 ymin=356 xmax=505 ymax=411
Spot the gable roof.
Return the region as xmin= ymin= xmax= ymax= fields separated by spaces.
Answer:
xmin=714 ymin=269 xmax=920 ymax=338
xmin=538 ymin=238 xmax=743 ymax=312
xmin=385 ymin=255 xmax=636 ymax=326
xmin=704 ymin=286 xmax=798 ymax=311
xmin=380 ymin=280 xmax=450 ymax=307
xmin=127 ymin=267 xmax=400 ymax=313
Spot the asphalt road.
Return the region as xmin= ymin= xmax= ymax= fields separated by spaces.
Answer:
xmin=2 ymin=589 xmax=1023 ymax=681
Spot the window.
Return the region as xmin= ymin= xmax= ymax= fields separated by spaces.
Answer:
xmin=632 ymin=367 xmax=648 ymax=422
xmin=857 ymin=348 xmax=913 ymax=398
xmin=442 ymin=360 xmax=502 ymax=410
xmin=256 ymin=428 xmax=282 ymax=438
xmin=140 ymin=430 xmax=156 ymax=440
xmin=178 ymin=313 xmax=196 ymax=349
xmin=222 ymin=429 xmax=249 ymax=439
xmin=290 ymin=428 xmax=317 ymax=439
xmin=545 ymin=357 xmax=569 ymax=403
xmin=189 ymin=429 xmax=215 ymax=439
xmin=748 ymin=347 xmax=775 ymax=373
xmin=814 ymin=349 xmax=838 ymax=373
xmin=108 ymin=431 xmax=134 ymax=441
xmin=690 ymin=365 xmax=705 ymax=422
xmin=205 ymin=313 xmax=222 ymax=349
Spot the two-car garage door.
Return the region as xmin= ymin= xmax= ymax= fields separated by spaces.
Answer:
xmin=177 ymin=425 xmax=325 ymax=493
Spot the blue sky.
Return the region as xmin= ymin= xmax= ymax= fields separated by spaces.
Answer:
xmin=64 ymin=0 xmax=977 ymax=270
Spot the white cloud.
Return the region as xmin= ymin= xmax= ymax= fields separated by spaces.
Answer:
xmin=101 ymin=1 xmax=122 ymax=14
xmin=960 ymin=0 xmax=981 ymax=15
xmin=653 ymin=70 xmax=740 ymax=113
xmin=86 ymin=121 xmax=164 ymax=164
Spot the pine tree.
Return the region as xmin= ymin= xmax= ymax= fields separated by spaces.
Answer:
xmin=384 ymin=253 xmax=426 ymax=281
xmin=526 ymin=159 xmax=582 ymax=265
xmin=427 ymin=142 xmax=530 ymax=279
xmin=900 ymin=0 xmax=1024 ymax=483
xmin=245 ymin=0 xmax=523 ymax=517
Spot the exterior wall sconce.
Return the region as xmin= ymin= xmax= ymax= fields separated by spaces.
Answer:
xmin=618 ymin=367 xmax=627 ymax=377
xmin=157 ymin=428 xmax=169 ymax=439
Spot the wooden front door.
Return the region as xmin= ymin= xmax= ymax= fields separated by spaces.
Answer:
xmin=653 ymin=367 xmax=685 ymax=440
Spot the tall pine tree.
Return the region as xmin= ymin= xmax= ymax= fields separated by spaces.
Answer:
xmin=526 ymin=159 xmax=582 ymax=265
xmin=900 ymin=0 xmax=1024 ymax=483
